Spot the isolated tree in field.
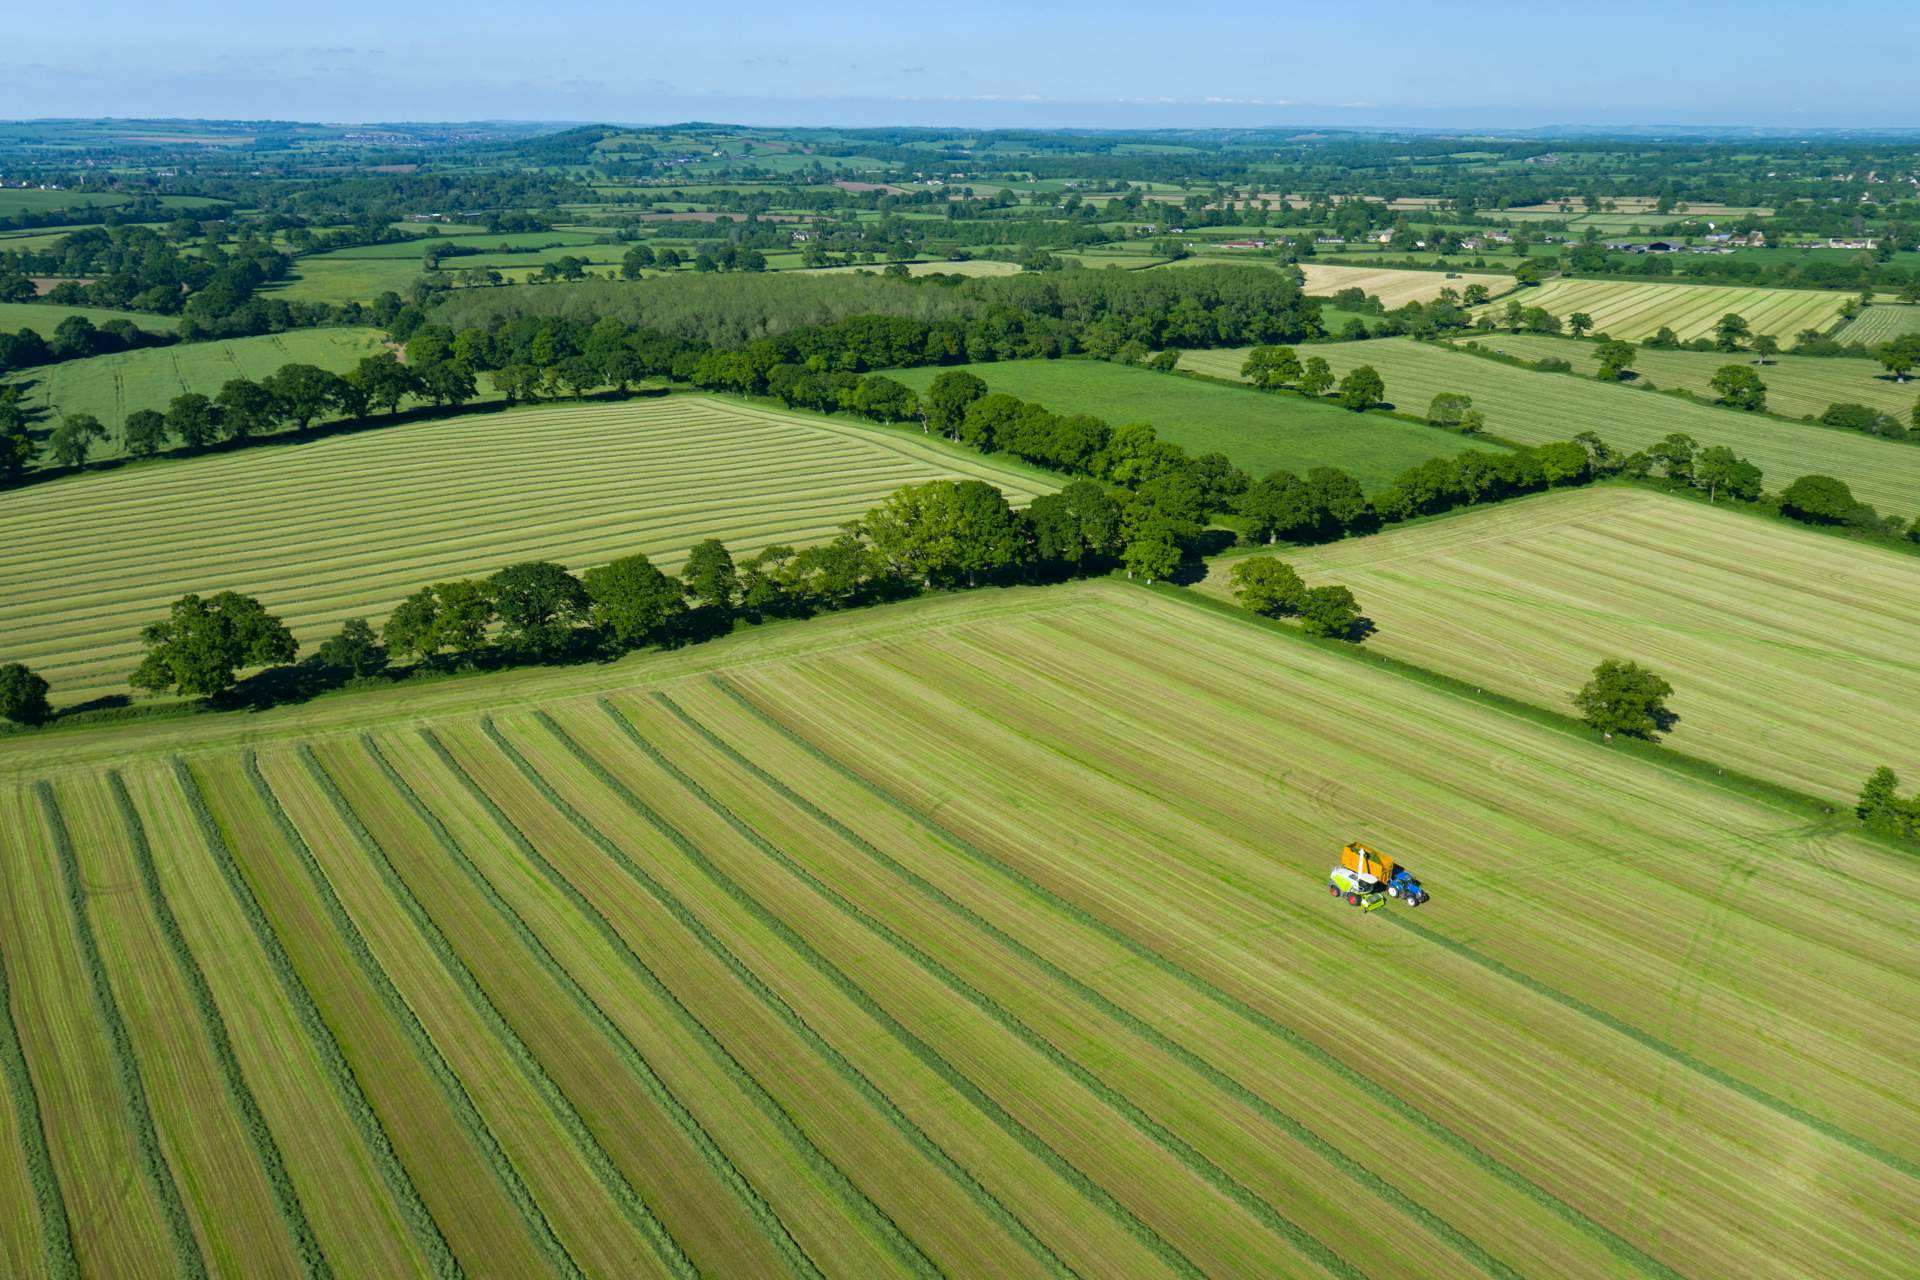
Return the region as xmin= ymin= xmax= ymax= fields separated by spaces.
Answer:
xmin=1749 ymin=334 xmax=1780 ymax=364
xmin=1709 ymin=364 xmax=1767 ymax=412
xmin=315 ymin=618 xmax=387 ymax=678
xmin=1462 ymin=283 xmax=1490 ymax=306
xmin=1648 ymin=325 xmax=1681 ymax=350
xmin=1594 ymin=340 xmax=1636 ymax=381
xmin=1878 ymin=334 xmax=1920 ymax=382
xmin=1426 ymin=392 xmax=1474 ymax=429
xmin=1298 ymin=356 xmax=1334 ymax=398
xmin=165 ymin=392 xmax=219 ymax=448
xmin=1298 ymin=585 xmax=1365 ymax=640
xmin=1573 ymin=658 xmax=1675 ymax=740
xmin=1241 ymin=344 xmax=1303 ymax=389
xmin=1567 ymin=311 xmax=1594 ymax=338
xmin=1693 ymin=446 xmax=1763 ymax=502
xmin=681 ymin=539 xmax=739 ymax=613
xmin=130 ymin=592 xmax=297 ymax=698
xmin=215 ymin=378 xmax=282 ymax=441
xmin=584 ymin=553 xmax=687 ymax=647
xmin=1229 ymin=557 xmax=1308 ymax=617
xmin=489 ymin=561 xmax=589 ymax=657
xmin=1779 ymin=474 xmax=1858 ymax=524
xmin=49 ymin=414 xmax=107 ymax=468
xmin=264 ymin=364 xmax=345 ymax=430
xmin=121 ymin=409 xmax=169 ymax=458
xmin=350 ymin=353 xmax=421 ymax=415
xmin=1336 ymin=364 xmax=1384 ymax=411
xmin=0 ymin=662 xmax=51 ymax=725
xmin=1714 ymin=312 xmax=1751 ymax=352
xmin=924 ymin=370 xmax=987 ymax=438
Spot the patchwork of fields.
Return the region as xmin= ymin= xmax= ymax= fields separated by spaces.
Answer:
xmin=1297 ymin=263 xmax=1517 ymax=307
xmin=0 ymin=395 xmax=1055 ymax=702
xmin=20 ymin=328 xmax=387 ymax=453
xmin=1489 ymin=279 xmax=1853 ymax=342
xmin=1202 ymin=486 xmax=1920 ymax=798
xmin=1474 ymin=332 xmax=1920 ymax=420
xmin=889 ymin=359 xmax=1494 ymax=487
xmin=1 ymin=581 xmax=1914 ymax=1279
xmin=1180 ymin=339 xmax=1920 ymax=513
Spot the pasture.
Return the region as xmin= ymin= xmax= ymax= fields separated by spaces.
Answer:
xmin=1202 ymin=486 xmax=1920 ymax=798
xmin=1493 ymin=278 xmax=1853 ymax=342
xmin=1840 ymin=304 xmax=1920 ymax=345
xmin=1180 ymin=339 xmax=1920 ymax=513
xmin=1476 ymin=332 xmax=1920 ymax=420
xmin=0 ymin=395 xmax=1055 ymax=703
xmin=268 ymin=254 xmax=430 ymax=306
xmin=889 ymin=359 xmax=1493 ymax=488
xmin=0 ymin=301 xmax=179 ymax=338
xmin=19 ymin=328 xmax=387 ymax=454
xmin=1298 ymin=263 xmax=1517 ymax=307
xmin=0 ymin=578 xmax=1914 ymax=1279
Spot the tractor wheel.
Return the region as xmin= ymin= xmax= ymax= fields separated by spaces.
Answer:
xmin=1328 ymin=883 xmax=1340 ymax=896
xmin=1387 ymin=885 xmax=1399 ymax=898
xmin=1346 ymin=893 xmax=1360 ymax=906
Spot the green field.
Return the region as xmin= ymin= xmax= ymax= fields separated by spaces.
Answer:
xmin=1202 ymin=485 xmax=1920 ymax=798
xmin=1474 ymin=332 xmax=1920 ymax=420
xmin=269 ymin=255 xmax=428 ymax=305
xmin=1491 ymin=278 xmax=1853 ymax=342
xmin=889 ymin=359 xmax=1493 ymax=487
xmin=1181 ymin=339 xmax=1920 ymax=513
xmin=1839 ymin=305 xmax=1920 ymax=345
xmin=19 ymin=328 xmax=387 ymax=457
xmin=0 ymin=395 xmax=1056 ymax=702
xmin=0 ymin=578 xmax=1914 ymax=1278
xmin=0 ymin=301 xmax=180 ymax=339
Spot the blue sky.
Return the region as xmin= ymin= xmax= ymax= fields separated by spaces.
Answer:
xmin=10 ymin=0 xmax=1915 ymax=129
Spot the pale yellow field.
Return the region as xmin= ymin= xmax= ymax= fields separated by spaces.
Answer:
xmin=1299 ymin=263 xmax=1518 ymax=307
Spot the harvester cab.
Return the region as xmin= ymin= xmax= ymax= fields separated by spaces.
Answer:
xmin=1327 ymin=866 xmax=1386 ymax=911
xmin=1337 ymin=841 xmax=1429 ymax=907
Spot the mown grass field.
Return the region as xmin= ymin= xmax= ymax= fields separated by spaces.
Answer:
xmin=0 ymin=579 xmax=1914 ymax=1278
xmin=1474 ymin=332 xmax=1920 ymax=420
xmin=19 ymin=328 xmax=387 ymax=453
xmin=1298 ymin=263 xmax=1517 ymax=307
xmin=889 ymin=359 xmax=1493 ymax=487
xmin=0 ymin=395 xmax=1056 ymax=703
xmin=1180 ymin=339 xmax=1920 ymax=513
xmin=1492 ymin=278 xmax=1853 ymax=342
xmin=1839 ymin=305 xmax=1920 ymax=344
xmin=1201 ymin=486 xmax=1920 ymax=798
xmin=0 ymin=301 xmax=180 ymax=338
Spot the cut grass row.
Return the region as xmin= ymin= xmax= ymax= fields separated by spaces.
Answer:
xmin=2 ymin=579 xmax=1915 ymax=1275
xmin=1489 ymin=278 xmax=1853 ymax=342
xmin=1298 ymin=262 xmax=1517 ymax=307
xmin=1470 ymin=331 xmax=1920 ymax=421
xmin=1200 ymin=486 xmax=1920 ymax=799
xmin=888 ymin=358 xmax=1492 ymax=487
xmin=0 ymin=395 xmax=1056 ymax=701
xmin=1179 ymin=337 xmax=1920 ymax=513
xmin=1838 ymin=304 xmax=1920 ymax=344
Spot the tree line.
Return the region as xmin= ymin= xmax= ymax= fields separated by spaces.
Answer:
xmin=0 ymin=475 xmax=1142 ymax=725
